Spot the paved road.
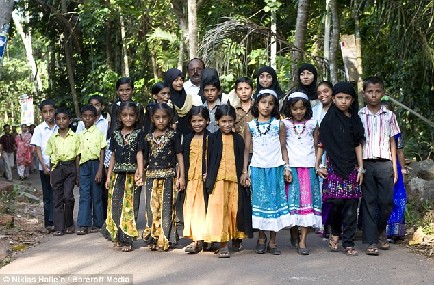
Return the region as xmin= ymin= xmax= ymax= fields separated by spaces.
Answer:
xmin=0 ymin=172 xmax=433 ymax=285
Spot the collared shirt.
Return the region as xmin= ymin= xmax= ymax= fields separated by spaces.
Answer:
xmin=45 ymin=129 xmax=80 ymax=169
xmin=78 ymin=125 xmax=107 ymax=164
xmin=183 ymin=79 xmax=202 ymax=106
xmin=204 ymin=98 xmax=223 ymax=133
xmin=0 ymin=134 xmax=16 ymax=153
xmin=234 ymin=100 xmax=254 ymax=137
xmin=76 ymin=114 xmax=108 ymax=139
xmin=30 ymin=122 xmax=58 ymax=170
xmin=358 ymin=106 xmax=400 ymax=160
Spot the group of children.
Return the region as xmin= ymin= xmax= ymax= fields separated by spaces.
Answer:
xmin=28 ymin=62 xmax=405 ymax=259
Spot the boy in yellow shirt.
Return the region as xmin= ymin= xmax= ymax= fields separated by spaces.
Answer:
xmin=76 ymin=105 xmax=107 ymax=235
xmin=45 ymin=108 xmax=80 ymax=236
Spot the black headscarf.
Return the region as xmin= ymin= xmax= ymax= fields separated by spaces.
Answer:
xmin=319 ymin=82 xmax=364 ymax=179
xmin=253 ymin=66 xmax=285 ymax=99
xmin=297 ymin=63 xmax=318 ymax=100
xmin=164 ymin=68 xmax=186 ymax=108
xmin=199 ymin=68 xmax=220 ymax=103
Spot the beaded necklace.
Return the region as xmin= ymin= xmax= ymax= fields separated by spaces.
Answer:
xmin=292 ymin=120 xmax=307 ymax=139
xmin=256 ymin=118 xmax=273 ymax=136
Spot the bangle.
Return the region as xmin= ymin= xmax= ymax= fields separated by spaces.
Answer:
xmin=284 ymin=164 xmax=291 ymax=171
xmin=242 ymin=171 xmax=247 ymax=174
xmin=319 ymin=164 xmax=326 ymax=169
xmin=357 ymin=167 xmax=366 ymax=174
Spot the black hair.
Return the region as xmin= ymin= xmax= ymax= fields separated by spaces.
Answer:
xmin=251 ymin=93 xmax=280 ymax=119
xmin=187 ymin=58 xmax=205 ymax=70
xmin=55 ymin=107 xmax=71 ymax=119
xmin=80 ymin=105 xmax=98 ymax=117
xmin=116 ymin=77 xmax=134 ymax=90
xmin=215 ymin=104 xmax=236 ymax=121
xmin=39 ymin=99 xmax=55 ymax=111
xmin=88 ymin=95 xmax=104 ymax=105
xmin=187 ymin=106 xmax=210 ymax=123
xmin=282 ymin=95 xmax=313 ymax=120
xmin=317 ymin=80 xmax=333 ymax=90
xmin=202 ymin=76 xmax=221 ymax=91
xmin=3 ymin=124 xmax=10 ymax=129
xmin=117 ymin=101 xmax=139 ymax=130
xmin=363 ymin=76 xmax=384 ymax=91
xmin=235 ymin=77 xmax=253 ymax=90
xmin=151 ymin=103 xmax=173 ymax=121
xmin=151 ymin=82 xmax=167 ymax=95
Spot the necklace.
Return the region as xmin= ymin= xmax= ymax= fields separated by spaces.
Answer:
xmin=292 ymin=120 xmax=306 ymax=139
xmin=256 ymin=118 xmax=272 ymax=136
xmin=152 ymin=132 xmax=166 ymax=145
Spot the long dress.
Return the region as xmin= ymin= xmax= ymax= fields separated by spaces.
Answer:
xmin=386 ymin=133 xmax=406 ymax=239
xmin=182 ymin=137 xmax=207 ymax=241
xmin=15 ymin=132 xmax=33 ymax=178
xmin=102 ymin=129 xmax=143 ymax=246
xmin=142 ymin=129 xmax=182 ymax=250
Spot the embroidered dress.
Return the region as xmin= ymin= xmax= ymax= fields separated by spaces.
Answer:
xmin=143 ymin=129 xmax=182 ymax=250
xmin=183 ymin=137 xmax=206 ymax=241
xmin=15 ymin=132 xmax=33 ymax=178
xmin=283 ymin=118 xmax=322 ymax=229
xmin=248 ymin=118 xmax=291 ymax=231
xmin=386 ymin=133 xmax=406 ymax=238
xmin=102 ymin=129 xmax=143 ymax=246
xmin=322 ymin=157 xmax=361 ymax=200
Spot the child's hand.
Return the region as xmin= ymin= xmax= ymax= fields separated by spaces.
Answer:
xmin=105 ymin=179 xmax=110 ymax=190
xmin=241 ymin=173 xmax=250 ymax=187
xmin=95 ymin=169 xmax=103 ymax=184
xmin=177 ymin=177 xmax=186 ymax=191
xmin=284 ymin=169 xmax=292 ymax=183
xmin=43 ymin=165 xmax=51 ymax=175
xmin=356 ymin=172 xmax=364 ymax=185
xmin=317 ymin=168 xmax=327 ymax=179
xmin=393 ymin=170 xmax=398 ymax=184
xmin=135 ymin=172 xmax=143 ymax=186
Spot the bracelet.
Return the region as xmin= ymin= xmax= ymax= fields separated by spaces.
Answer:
xmin=242 ymin=171 xmax=248 ymax=174
xmin=357 ymin=167 xmax=366 ymax=174
xmin=284 ymin=164 xmax=291 ymax=171
xmin=319 ymin=164 xmax=326 ymax=169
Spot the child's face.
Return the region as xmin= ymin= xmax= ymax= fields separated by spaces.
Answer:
xmin=317 ymin=84 xmax=333 ymax=106
xmin=334 ymin=93 xmax=354 ymax=114
xmin=89 ymin=99 xmax=103 ymax=116
xmin=172 ymin=77 xmax=184 ymax=92
xmin=152 ymin=109 xmax=170 ymax=132
xmin=258 ymin=72 xmax=273 ymax=88
xmin=217 ymin=115 xmax=234 ymax=134
xmin=117 ymin=83 xmax=134 ymax=102
xmin=55 ymin=113 xmax=71 ymax=130
xmin=235 ymin=82 xmax=253 ymax=102
xmin=363 ymin=83 xmax=384 ymax=107
xmin=257 ymin=95 xmax=275 ymax=118
xmin=204 ymin=84 xmax=219 ymax=103
xmin=21 ymin=125 xmax=28 ymax=133
xmin=190 ymin=114 xmax=208 ymax=135
xmin=153 ymin=87 xmax=170 ymax=103
xmin=299 ymin=70 xmax=315 ymax=86
xmin=3 ymin=126 xmax=10 ymax=134
xmin=81 ymin=110 xmax=97 ymax=129
xmin=290 ymin=99 xmax=307 ymax=122
xmin=41 ymin=105 xmax=55 ymax=124
xmin=119 ymin=107 xmax=137 ymax=128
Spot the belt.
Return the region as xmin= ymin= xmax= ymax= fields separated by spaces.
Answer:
xmin=58 ymin=160 xmax=75 ymax=166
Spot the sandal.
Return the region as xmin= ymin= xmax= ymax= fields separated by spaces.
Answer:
xmin=65 ymin=226 xmax=75 ymax=234
xmin=232 ymin=239 xmax=244 ymax=252
xmin=267 ymin=243 xmax=281 ymax=255
xmin=218 ymin=247 xmax=230 ymax=258
xmin=185 ymin=241 xmax=203 ymax=254
xmin=328 ymin=235 xmax=339 ymax=252
xmin=121 ymin=244 xmax=133 ymax=252
xmin=298 ymin=247 xmax=310 ymax=255
xmin=345 ymin=247 xmax=358 ymax=256
xmin=366 ymin=245 xmax=379 ymax=256
xmin=256 ymin=237 xmax=267 ymax=254
xmin=76 ymin=227 xmax=88 ymax=235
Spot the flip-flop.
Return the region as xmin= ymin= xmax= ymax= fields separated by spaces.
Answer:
xmin=329 ymin=235 xmax=340 ymax=252
xmin=345 ymin=247 xmax=358 ymax=256
xmin=218 ymin=247 xmax=230 ymax=258
xmin=366 ymin=245 xmax=379 ymax=256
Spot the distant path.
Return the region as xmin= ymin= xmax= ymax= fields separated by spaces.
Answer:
xmin=0 ymin=173 xmax=433 ymax=285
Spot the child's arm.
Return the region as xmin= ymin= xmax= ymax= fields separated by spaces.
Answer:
xmin=105 ymin=153 xmax=115 ymax=190
xmin=35 ymin=146 xmax=50 ymax=175
xmin=240 ymin=123 xmax=252 ymax=187
xmin=279 ymin=121 xmax=292 ymax=183
xmin=315 ymin=145 xmax=327 ymax=178
xmin=95 ymin=148 xmax=105 ymax=183
xmin=75 ymin=155 xmax=80 ymax=186
xmin=176 ymin=153 xmax=186 ymax=191
xmin=313 ymin=125 xmax=319 ymax=157
xmin=390 ymin=137 xmax=398 ymax=184
xmin=397 ymin=148 xmax=407 ymax=175
xmin=355 ymin=144 xmax=364 ymax=185
xmin=135 ymin=150 xmax=144 ymax=186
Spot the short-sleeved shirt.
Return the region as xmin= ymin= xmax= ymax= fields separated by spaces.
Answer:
xmin=144 ymin=129 xmax=182 ymax=178
xmin=0 ymin=134 xmax=16 ymax=153
xmin=78 ymin=125 xmax=107 ymax=164
xmin=110 ymin=129 xmax=144 ymax=173
xmin=204 ymin=99 xmax=224 ymax=133
xmin=283 ymin=118 xmax=317 ymax=167
xmin=76 ymin=115 xmax=109 ymax=139
xmin=30 ymin=122 xmax=58 ymax=170
xmin=358 ymin=106 xmax=400 ymax=160
xmin=45 ymin=129 xmax=80 ymax=169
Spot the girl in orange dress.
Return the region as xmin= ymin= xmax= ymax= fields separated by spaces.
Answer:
xmin=15 ymin=124 xmax=33 ymax=180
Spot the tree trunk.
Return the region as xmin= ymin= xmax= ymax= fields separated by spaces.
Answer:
xmin=187 ymin=0 xmax=197 ymax=59
xmin=354 ymin=1 xmax=363 ymax=106
xmin=48 ymin=40 xmax=56 ymax=90
xmin=119 ymin=14 xmax=129 ymax=77
xmin=329 ymin=0 xmax=339 ymax=84
xmin=61 ymin=0 xmax=80 ymax=117
xmin=323 ymin=0 xmax=331 ymax=80
xmin=270 ymin=1 xmax=277 ymax=69
xmin=171 ymin=0 xmax=188 ymax=66
xmin=105 ymin=0 xmax=113 ymax=69
xmin=292 ymin=0 xmax=309 ymax=78
xmin=12 ymin=11 xmax=42 ymax=94
xmin=0 ymin=0 xmax=14 ymax=69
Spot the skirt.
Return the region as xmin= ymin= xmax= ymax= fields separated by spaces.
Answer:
xmin=250 ymin=166 xmax=291 ymax=232
xmin=183 ymin=178 xmax=207 ymax=241
xmin=386 ymin=165 xmax=406 ymax=238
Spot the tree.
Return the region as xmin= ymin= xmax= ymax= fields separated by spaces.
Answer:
xmin=0 ymin=0 xmax=15 ymax=67
xmin=187 ymin=0 xmax=197 ymax=59
xmin=292 ymin=0 xmax=309 ymax=76
xmin=329 ymin=0 xmax=339 ymax=84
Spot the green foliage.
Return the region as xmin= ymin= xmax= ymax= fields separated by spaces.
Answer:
xmin=0 ymin=186 xmax=18 ymax=215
